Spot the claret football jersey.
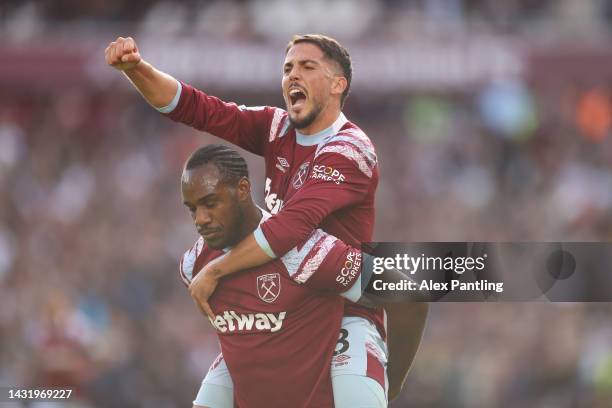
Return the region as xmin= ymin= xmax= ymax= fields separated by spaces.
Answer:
xmin=166 ymin=82 xmax=385 ymax=339
xmin=180 ymin=213 xmax=365 ymax=407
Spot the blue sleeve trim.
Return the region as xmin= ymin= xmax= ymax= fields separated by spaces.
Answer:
xmin=341 ymin=274 xmax=362 ymax=302
xmin=254 ymin=226 xmax=277 ymax=259
xmin=156 ymin=79 xmax=182 ymax=113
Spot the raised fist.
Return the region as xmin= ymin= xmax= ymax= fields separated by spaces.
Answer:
xmin=105 ymin=36 xmax=141 ymax=71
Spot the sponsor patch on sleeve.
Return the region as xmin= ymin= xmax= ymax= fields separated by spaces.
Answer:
xmin=311 ymin=165 xmax=346 ymax=184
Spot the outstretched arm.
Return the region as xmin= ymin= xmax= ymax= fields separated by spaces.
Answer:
xmin=105 ymin=36 xmax=274 ymax=156
xmin=105 ymin=36 xmax=178 ymax=108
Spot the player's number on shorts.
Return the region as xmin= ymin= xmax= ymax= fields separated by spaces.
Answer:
xmin=333 ymin=329 xmax=350 ymax=356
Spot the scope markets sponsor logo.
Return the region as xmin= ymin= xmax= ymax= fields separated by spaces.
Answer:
xmin=210 ymin=310 xmax=287 ymax=333
xmin=312 ymin=165 xmax=346 ymax=184
xmin=336 ymin=251 xmax=361 ymax=287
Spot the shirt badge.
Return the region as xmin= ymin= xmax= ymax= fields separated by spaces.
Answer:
xmin=291 ymin=162 xmax=310 ymax=190
xmin=257 ymin=273 xmax=281 ymax=303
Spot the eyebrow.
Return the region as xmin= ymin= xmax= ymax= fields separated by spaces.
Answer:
xmin=284 ymin=59 xmax=321 ymax=68
xmin=183 ymin=193 xmax=217 ymax=206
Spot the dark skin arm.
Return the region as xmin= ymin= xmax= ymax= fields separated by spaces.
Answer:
xmin=359 ymin=267 xmax=429 ymax=401
xmin=384 ymin=302 xmax=428 ymax=400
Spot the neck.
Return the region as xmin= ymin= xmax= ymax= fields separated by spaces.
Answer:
xmin=298 ymin=104 xmax=341 ymax=135
xmin=238 ymin=201 xmax=263 ymax=239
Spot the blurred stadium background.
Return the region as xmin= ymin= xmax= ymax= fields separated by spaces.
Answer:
xmin=2 ymin=0 xmax=612 ymax=407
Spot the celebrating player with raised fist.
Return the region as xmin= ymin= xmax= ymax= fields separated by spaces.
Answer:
xmin=105 ymin=34 xmax=428 ymax=407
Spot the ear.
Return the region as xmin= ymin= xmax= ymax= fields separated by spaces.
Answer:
xmin=236 ymin=177 xmax=251 ymax=201
xmin=331 ymin=76 xmax=347 ymax=98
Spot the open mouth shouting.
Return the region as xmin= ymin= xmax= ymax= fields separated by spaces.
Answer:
xmin=288 ymin=86 xmax=308 ymax=112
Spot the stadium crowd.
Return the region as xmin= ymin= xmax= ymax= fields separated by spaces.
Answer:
xmin=3 ymin=0 xmax=612 ymax=40
xmin=1 ymin=0 xmax=612 ymax=407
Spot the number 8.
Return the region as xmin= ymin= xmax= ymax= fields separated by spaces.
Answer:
xmin=333 ymin=329 xmax=350 ymax=356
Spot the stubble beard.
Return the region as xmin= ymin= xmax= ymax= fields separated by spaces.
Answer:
xmin=289 ymin=102 xmax=323 ymax=130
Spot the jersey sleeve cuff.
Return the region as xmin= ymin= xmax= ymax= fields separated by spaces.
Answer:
xmin=156 ymin=79 xmax=182 ymax=113
xmin=341 ymin=253 xmax=374 ymax=302
xmin=254 ymin=226 xmax=277 ymax=259
xmin=341 ymin=273 xmax=362 ymax=302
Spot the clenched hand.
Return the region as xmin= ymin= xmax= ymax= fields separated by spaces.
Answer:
xmin=105 ymin=36 xmax=141 ymax=71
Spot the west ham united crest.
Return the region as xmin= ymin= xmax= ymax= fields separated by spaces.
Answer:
xmin=257 ymin=273 xmax=281 ymax=303
xmin=292 ymin=162 xmax=310 ymax=190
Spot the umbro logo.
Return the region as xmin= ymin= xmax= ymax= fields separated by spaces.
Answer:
xmin=332 ymin=353 xmax=351 ymax=367
xmin=276 ymin=157 xmax=290 ymax=173
xmin=334 ymin=354 xmax=351 ymax=363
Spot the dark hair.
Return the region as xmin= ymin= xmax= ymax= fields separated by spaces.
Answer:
xmin=184 ymin=144 xmax=248 ymax=185
xmin=286 ymin=34 xmax=352 ymax=107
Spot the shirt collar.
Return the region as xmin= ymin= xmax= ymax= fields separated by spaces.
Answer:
xmin=295 ymin=112 xmax=347 ymax=146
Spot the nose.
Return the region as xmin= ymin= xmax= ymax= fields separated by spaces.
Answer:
xmin=289 ymin=69 xmax=300 ymax=82
xmin=286 ymin=65 xmax=300 ymax=82
xmin=194 ymin=206 xmax=212 ymax=229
